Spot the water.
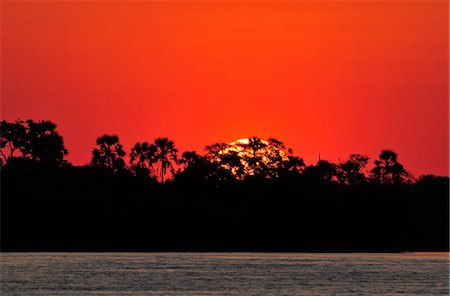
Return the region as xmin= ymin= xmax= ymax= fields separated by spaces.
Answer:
xmin=1 ymin=253 xmax=448 ymax=295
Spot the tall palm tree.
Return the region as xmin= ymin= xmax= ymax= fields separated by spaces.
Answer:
xmin=153 ymin=137 xmax=178 ymax=183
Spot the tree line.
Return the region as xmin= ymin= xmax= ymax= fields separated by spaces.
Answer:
xmin=1 ymin=119 xmax=448 ymax=252
xmin=1 ymin=119 xmax=416 ymax=185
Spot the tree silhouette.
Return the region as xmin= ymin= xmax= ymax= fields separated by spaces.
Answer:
xmin=130 ymin=142 xmax=157 ymax=176
xmin=277 ymin=155 xmax=305 ymax=177
xmin=304 ymin=160 xmax=338 ymax=182
xmin=91 ymin=134 xmax=126 ymax=171
xmin=206 ymin=141 xmax=252 ymax=179
xmin=204 ymin=137 xmax=298 ymax=179
xmin=153 ymin=137 xmax=178 ymax=183
xmin=204 ymin=143 xmax=241 ymax=182
xmin=174 ymin=150 xmax=219 ymax=184
xmin=0 ymin=119 xmax=27 ymax=165
xmin=0 ymin=119 xmax=67 ymax=166
xmin=244 ymin=137 xmax=269 ymax=176
xmin=179 ymin=151 xmax=202 ymax=169
xmin=266 ymin=138 xmax=304 ymax=177
xmin=220 ymin=150 xmax=247 ymax=179
xmin=338 ymin=154 xmax=369 ymax=185
xmin=23 ymin=120 xmax=68 ymax=166
xmin=205 ymin=142 xmax=230 ymax=161
xmin=370 ymin=150 xmax=409 ymax=185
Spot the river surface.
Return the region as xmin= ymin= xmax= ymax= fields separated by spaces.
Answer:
xmin=1 ymin=253 xmax=448 ymax=295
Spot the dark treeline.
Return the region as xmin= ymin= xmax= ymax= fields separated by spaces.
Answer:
xmin=1 ymin=119 xmax=448 ymax=252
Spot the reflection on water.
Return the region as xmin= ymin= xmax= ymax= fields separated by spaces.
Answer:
xmin=1 ymin=253 xmax=448 ymax=295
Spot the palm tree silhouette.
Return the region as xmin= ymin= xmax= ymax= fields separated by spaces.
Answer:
xmin=91 ymin=134 xmax=125 ymax=171
xmin=130 ymin=142 xmax=156 ymax=176
xmin=153 ymin=137 xmax=178 ymax=183
xmin=370 ymin=149 xmax=409 ymax=185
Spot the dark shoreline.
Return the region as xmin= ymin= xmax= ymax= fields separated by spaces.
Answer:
xmin=2 ymin=142 xmax=448 ymax=253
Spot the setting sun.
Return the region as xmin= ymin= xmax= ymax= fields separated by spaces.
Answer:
xmin=210 ymin=137 xmax=292 ymax=178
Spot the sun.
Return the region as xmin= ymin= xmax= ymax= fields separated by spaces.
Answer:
xmin=232 ymin=138 xmax=260 ymax=145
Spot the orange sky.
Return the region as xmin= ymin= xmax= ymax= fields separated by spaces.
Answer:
xmin=2 ymin=1 xmax=449 ymax=176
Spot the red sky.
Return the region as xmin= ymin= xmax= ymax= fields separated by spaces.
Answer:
xmin=2 ymin=1 xmax=449 ymax=176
